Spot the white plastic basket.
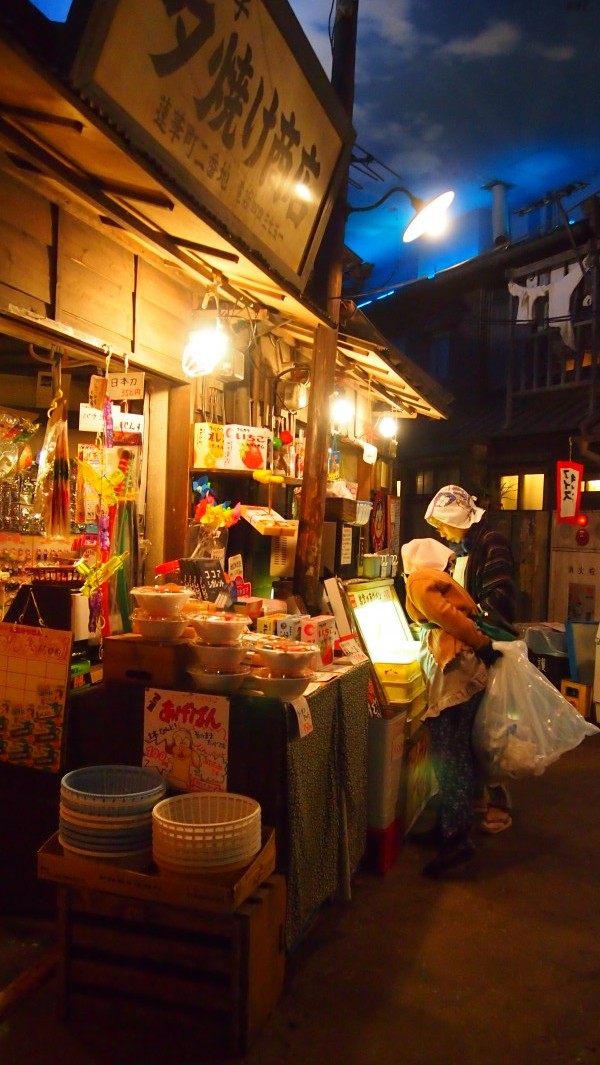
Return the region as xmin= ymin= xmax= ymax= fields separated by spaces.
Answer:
xmin=351 ymin=501 xmax=373 ymax=526
xmin=152 ymin=792 xmax=261 ymax=868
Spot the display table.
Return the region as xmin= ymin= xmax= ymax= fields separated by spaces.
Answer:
xmin=1 ymin=661 xmax=370 ymax=948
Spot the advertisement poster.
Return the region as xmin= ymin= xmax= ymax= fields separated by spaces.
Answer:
xmin=143 ymin=687 xmax=230 ymax=792
xmin=0 ymin=622 xmax=72 ymax=772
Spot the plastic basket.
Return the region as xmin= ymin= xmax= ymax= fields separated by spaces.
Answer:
xmin=152 ymin=792 xmax=261 ymax=866
xmin=60 ymin=765 xmax=166 ymax=816
xmin=351 ymin=501 xmax=373 ymax=526
xmin=26 ymin=565 xmax=84 ymax=586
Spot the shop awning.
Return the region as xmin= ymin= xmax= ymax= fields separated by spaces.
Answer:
xmin=0 ymin=18 xmax=449 ymax=419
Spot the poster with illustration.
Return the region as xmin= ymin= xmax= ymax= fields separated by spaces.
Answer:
xmin=0 ymin=622 xmax=72 ymax=772
xmin=142 ymin=688 xmax=229 ymax=792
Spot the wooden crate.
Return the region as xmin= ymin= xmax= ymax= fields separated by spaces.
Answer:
xmin=56 ymin=874 xmax=286 ymax=1056
xmin=324 ymin=497 xmax=357 ymax=523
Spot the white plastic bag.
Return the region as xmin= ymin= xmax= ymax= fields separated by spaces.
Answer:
xmin=472 ymin=639 xmax=599 ymax=780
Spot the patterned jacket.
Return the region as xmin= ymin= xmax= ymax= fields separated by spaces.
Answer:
xmin=463 ymin=515 xmax=517 ymax=628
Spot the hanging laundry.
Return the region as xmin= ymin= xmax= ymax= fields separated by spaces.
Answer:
xmin=508 ymin=262 xmax=584 ymax=350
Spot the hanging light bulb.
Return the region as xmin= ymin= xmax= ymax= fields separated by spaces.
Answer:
xmin=378 ymin=413 xmax=397 ymax=439
xmin=330 ymin=389 xmax=353 ymax=429
xmin=182 ymin=317 xmax=229 ymax=377
xmin=182 ymin=281 xmax=230 ymax=378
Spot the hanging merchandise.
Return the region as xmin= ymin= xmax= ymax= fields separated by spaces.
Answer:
xmin=34 ymin=392 xmax=71 ymax=538
xmin=0 ymin=439 xmax=19 ymax=480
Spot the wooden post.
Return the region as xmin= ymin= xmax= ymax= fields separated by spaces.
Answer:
xmin=294 ymin=323 xmax=338 ymax=610
xmin=293 ymin=0 xmax=359 ymax=612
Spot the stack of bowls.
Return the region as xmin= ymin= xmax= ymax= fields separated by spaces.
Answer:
xmin=152 ymin=791 xmax=261 ymax=877
xmin=187 ymin=612 xmax=251 ymax=693
xmin=130 ymin=585 xmax=194 ymax=643
xmin=249 ymin=638 xmax=318 ymax=700
xmin=59 ymin=765 xmax=167 ymax=870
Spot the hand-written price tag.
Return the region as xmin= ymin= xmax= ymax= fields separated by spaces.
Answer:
xmin=196 ymin=558 xmax=228 ymax=603
xmin=337 ymin=633 xmax=369 ymax=663
xmin=106 ymin=372 xmax=145 ymax=402
xmin=293 ymin=696 xmax=313 ymax=738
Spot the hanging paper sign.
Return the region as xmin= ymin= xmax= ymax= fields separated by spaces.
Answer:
xmin=106 ymin=372 xmax=145 ymax=402
xmin=78 ymin=403 xmax=144 ymax=442
xmin=113 ymin=412 xmax=144 ymax=445
xmin=88 ymin=374 xmax=108 ymax=410
xmin=556 ymin=460 xmax=584 ymax=523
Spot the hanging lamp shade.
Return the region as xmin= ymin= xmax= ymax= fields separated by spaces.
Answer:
xmin=403 ymin=190 xmax=455 ymax=242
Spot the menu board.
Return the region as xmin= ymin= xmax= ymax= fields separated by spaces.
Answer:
xmin=0 ymin=622 xmax=72 ymax=772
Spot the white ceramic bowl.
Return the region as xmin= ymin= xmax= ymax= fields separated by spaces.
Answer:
xmin=130 ymin=612 xmax=188 ymax=641
xmin=130 ymin=585 xmax=192 ymax=617
xmin=255 ymin=640 xmax=318 ymax=677
xmin=187 ymin=665 xmax=252 ymax=694
xmin=249 ymin=668 xmax=311 ymax=701
xmin=188 ymin=612 xmax=250 ymax=646
xmin=187 ymin=641 xmax=248 ymax=672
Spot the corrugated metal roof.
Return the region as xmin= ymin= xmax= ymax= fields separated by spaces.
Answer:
xmin=452 ymin=390 xmax=595 ymax=439
xmin=400 ymin=387 xmax=597 ymax=458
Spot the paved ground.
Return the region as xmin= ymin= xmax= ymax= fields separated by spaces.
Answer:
xmin=2 ymin=734 xmax=600 ymax=1065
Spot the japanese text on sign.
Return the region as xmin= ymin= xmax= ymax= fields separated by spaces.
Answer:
xmin=72 ymin=0 xmax=351 ymax=285
xmin=143 ymin=687 xmax=230 ymax=792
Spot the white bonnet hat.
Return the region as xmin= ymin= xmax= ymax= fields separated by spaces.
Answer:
xmin=424 ymin=485 xmax=485 ymax=530
xmin=401 ymin=538 xmax=454 ymax=575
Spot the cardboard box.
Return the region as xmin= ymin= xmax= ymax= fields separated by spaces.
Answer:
xmin=102 ymin=633 xmax=191 ymax=688
xmin=241 ymin=505 xmax=297 ymax=536
xmin=301 ymin=614 xmax=338 ymax=668
xmin=560 ymin=679 xmax=593 ymax=717
xmin=276 ymin=614 xmax=310 ymax=640
xmin=38 ymin=827 xmax=276 ymax=914
xmin=256 ymin=613 xmax=288 ymax=635
xmin=193 ymin=422 xmax=225 ymax=468
xmin=222 ymin=424 xmax=271 ymax=471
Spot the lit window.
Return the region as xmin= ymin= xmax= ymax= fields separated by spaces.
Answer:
xmin=500 ymin=475 xmax=518 ymax=510
xmin=522 ymin=474 xmax=544 ymax=510
xmin=499 ymin=473 xmax=544 ymax=510
xmin=584 ymin=480 xmax=600 ymax=492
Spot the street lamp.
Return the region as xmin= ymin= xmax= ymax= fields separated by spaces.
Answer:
xmin=347 ymin=186 xmax=455 ymax=242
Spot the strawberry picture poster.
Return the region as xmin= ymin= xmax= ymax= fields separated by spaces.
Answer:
xmin=142 ymin=687 xmax=230 ymax=792
xmin=0 ymin=622 xmax=72 ymax=772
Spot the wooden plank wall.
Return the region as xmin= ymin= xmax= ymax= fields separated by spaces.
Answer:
xmin=56 ymin=212 xmax=134 ymax=352
xmin=0 ymin=171 xmax=200 ymax=562
xmin=0 ymin=171 xmax=53 ymax=315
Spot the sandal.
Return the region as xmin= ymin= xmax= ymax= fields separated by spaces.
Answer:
xmin=478 ymin=806 xmax=512 ymax=834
